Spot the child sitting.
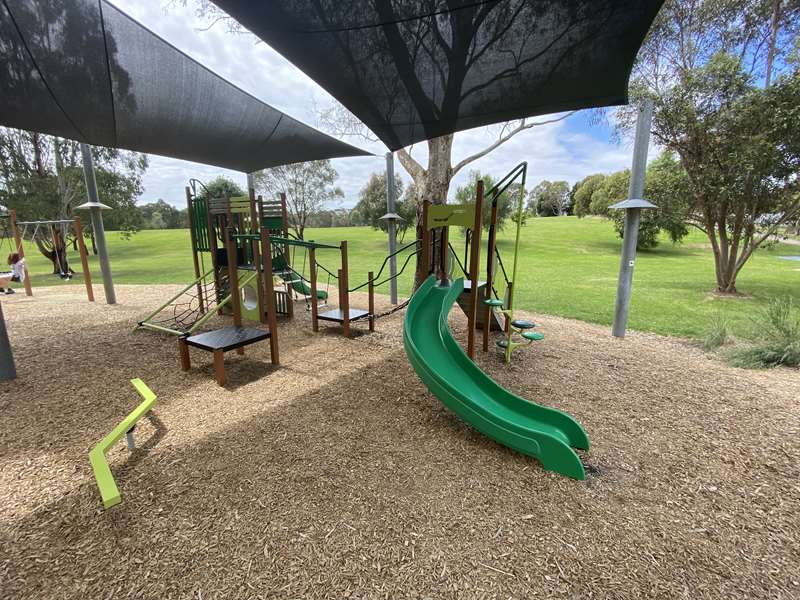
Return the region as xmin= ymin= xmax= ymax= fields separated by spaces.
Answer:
xmin=0 ymin=253 xmax=26 ymax=294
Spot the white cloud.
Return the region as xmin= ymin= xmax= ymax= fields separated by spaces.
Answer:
xmin=114 ymin=1 xmax=639 ymax=209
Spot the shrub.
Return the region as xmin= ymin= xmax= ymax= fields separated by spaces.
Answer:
xmin=727 ymin=296 xmax=800 ymax=368
xmin=702 ymin=312 xmax=730 ymax=350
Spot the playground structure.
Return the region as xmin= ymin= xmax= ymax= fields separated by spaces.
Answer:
xmin=1 ymin=210 xmax=94 ymax=302
xmin=138 ymin=183 xmax=413 ymax=385
xmin=416 ymin=162 xmax=543 ymax=361
xmin=405 ymin=163 xmax=589 ymax=479
xmin=138 ymin=186 xmax=381 ymax=340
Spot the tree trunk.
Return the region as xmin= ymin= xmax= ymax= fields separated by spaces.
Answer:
xmin=34 ymin=230 xmax=71 ymax=276
xmin=410 ymin=135 xmax=454 ymax=287
xmin=707 ymin=223 xmax=742 ymax=294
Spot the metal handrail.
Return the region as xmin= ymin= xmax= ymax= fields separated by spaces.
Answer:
xmin=485 ymin=161 xmax=527 ymax=201
xmin=447 ymin=242 xmax=468 ymax=278
xmin=350 ymin=247 xmax=419 ymax=292
xmin=359 ymin=240 xmax=417 ymax=284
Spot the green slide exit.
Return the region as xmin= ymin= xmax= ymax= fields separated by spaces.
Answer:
xmin=403 ymin=276 xmax=589 ymax=480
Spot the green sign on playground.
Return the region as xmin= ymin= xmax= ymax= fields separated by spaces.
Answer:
xmin=426 ymin=203 xmax=474 ymax=229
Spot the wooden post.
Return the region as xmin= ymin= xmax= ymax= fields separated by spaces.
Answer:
xmin=213 ymin=349 xmax=226 ymax=386
xmin=368 ymin=271 xmax=375 ymax=332
xmin=420 ymin=200 xmax=431 ymax=284
xmin=73 ymin=217 xmax=94 ymax=302
xmin=250 ymin=192 xmax=265 ymax=324
xmin=483 ymin=198 xmax=498 ymax=352
xmin=467 ymin=180 xmax=484 ymax=359
xmin=186 ymin=186 xmax=204 ymax=312
xmin=10 ymin=210 xmax=32 ymax=296
xmin=178 ymin=337 xmax=191 ymax=371
xmin=309 ymin=247 xmax=319 ymax=332
xmin=439 ymin=225 xmax=449 ymax=284
xmin=259 ymin=223 xmax=280 ymax=365
xmin=340 ymin=241 xmax=350 ymax=338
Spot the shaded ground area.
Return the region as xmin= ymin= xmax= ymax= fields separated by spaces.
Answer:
xmin=1 ymin=285 xmax=798 ymax=599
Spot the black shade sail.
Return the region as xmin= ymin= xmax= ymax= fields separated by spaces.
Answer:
xmin=0 ymin=0 xmax=370 ymax=171
xmin=212 ymin=0 xmax=664 ymax=150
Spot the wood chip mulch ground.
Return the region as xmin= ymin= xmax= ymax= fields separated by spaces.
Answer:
xmin=0 ymin=284 xmax=798 ymax=599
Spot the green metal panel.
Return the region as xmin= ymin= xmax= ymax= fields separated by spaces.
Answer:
xmin=89 ymin=379 xmax=158 ymax=509
xmin=403 ymin=276 xmax=589 ymax=480
xmin=262 ymin=216 xmax=283 ymax=230
xmin=426 ymin=203 xmax=474 ymax=229
xmin=191 ymin=197 xmax=210 ymax=252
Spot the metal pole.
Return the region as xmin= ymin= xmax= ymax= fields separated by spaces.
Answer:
xmin=612 ymin=99 xmax=653 ymax=338
xmin=385 ymin=152 xmax=398 ymax=304
xmin=246 ymin=172 xmax=256 ymax=195
xmin=0 ymin=302 xmax=16 ymax=380
xmin=80 ymin=143 xmax=116 ymax=305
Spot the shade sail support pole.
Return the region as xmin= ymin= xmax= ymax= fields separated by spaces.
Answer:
xmin=611 ymin=100 xmax=654 ymax=338
xmin=79 ymin=143 xmax=116 ymax=305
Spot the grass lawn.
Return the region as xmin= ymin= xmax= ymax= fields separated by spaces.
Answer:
xmin=13 ymin=217 xmax=800 ymax=339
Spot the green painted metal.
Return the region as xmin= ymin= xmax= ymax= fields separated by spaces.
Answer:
xmin=139 ymin=321 xmax=186 ymax=336
xmin=403 ymin=276 xmax=588 ymax=479
xmin=262 ymin=216 xmax=283 ymax=230
xmin=89 ymin=379 xmax=158 ymax=509
xmin=271 ymin=236 xmax=340 ymax=250
xmin=279 ymin=269 xmax=328 ymax=300
xmin=136 ymin=268 xmax=215 ymax=333
xmin=187 ymin=270 xmax=259 ymax=334
xmin=190 ymin=198 xmax=210 ymax=252
xmin=521 ymin=331 xmax=545 ymax=341
xmin=501 ymin=163 xmax=528 ymax=363
xmin=426 ymin=203 xmax=474 ymax=229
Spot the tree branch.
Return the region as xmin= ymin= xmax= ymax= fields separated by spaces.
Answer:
xmin=396 ymin=147 xmax=425 ymax=182
xmin=452 ymin=112 xmax=575 ymax=176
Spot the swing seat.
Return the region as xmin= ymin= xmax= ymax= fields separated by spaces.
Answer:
xmin=511 ymin=319 xmax=535 ymax=330
xmin=521 ymin=331 xmax=544 ymax=342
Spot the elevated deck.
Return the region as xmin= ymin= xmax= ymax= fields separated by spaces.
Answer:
xmin=180 ymin=326 xmax=274 ymax=386
xmin=184 ymin=325 xmax=271 ymax=352
xmin=316 ymin=308 xmax=371 ymax=323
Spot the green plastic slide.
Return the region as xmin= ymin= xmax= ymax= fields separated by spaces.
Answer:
xmin=403 ymin=276 xmax=589 ymax=479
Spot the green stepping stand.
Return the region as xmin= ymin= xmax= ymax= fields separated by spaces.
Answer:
xmin=511 ymin=319 xmax=535 ymax=329
xmin=521 ymin=331 xmax=544 ymax=341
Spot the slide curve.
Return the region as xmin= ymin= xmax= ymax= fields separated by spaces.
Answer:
xmin=403 ymin=276 xmax=589 ymax=480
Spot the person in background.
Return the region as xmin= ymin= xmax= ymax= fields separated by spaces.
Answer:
xmin=0 ymin=253 xmax=26 ymax=295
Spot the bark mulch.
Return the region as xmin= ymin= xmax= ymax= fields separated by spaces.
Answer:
xmin=0 ymin=284 xmax=798 ymax=599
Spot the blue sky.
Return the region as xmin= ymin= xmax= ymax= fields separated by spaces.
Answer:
xmin=115 ymin=1 xmax=638 ymax=209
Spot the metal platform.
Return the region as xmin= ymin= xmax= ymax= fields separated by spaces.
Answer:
xmin=184 ymin=325 xmax=270 ymax=352
xmin=179 ymin=325 xmax=273 ymax=386
xmin=316 ymin=308 xmax=371 ymax=323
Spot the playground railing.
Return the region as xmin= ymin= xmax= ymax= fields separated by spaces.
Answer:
xmin=349 ymin=241 xmax=418 ymax=292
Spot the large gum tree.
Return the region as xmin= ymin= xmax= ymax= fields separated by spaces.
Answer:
xmin=623 ymin=0 xmax=800 ymax=293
